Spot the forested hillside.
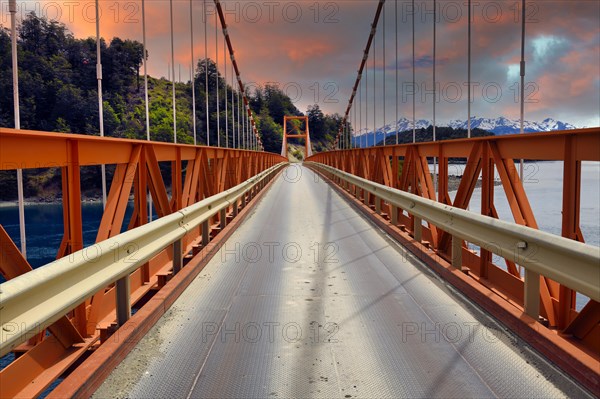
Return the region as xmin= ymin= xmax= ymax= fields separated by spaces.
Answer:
xmin=0 ymin=14 xmax=343 ymax=200
xmin=0 ymin=14 xmax=344 ymax=148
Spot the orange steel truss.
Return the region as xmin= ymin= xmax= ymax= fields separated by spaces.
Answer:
xmin=307 ymin=128 xmax=600 ymax=357
xmin=0 ymin=128 xmax=286 ymax=398
xmin=281 ymin=115 xmax=313 ymax=158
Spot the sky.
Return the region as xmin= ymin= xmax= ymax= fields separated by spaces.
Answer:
xmin=1 ymin=0 xmax=599 ymax=128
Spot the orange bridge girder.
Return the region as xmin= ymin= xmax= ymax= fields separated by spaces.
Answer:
xmin=281 ymin=115 xmax=313 ymax=159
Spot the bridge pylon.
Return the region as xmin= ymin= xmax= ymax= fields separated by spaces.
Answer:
xmin=281 ymin=115 xmax=313 ymax=159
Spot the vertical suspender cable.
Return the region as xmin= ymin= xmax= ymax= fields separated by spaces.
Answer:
xmin=519 ymin=0 xmax=526 ymax=178
xmin=169 ymin=0 xmax=177 ymax=143
xmin=142 ymin=0 xmax=153 ymax=221
xmin=366 ymin=54 xmax=369 ymax=147
xmin=347 ymin=121 xmax=350 ymax=149
xmin=9 ymin=0 xmax=26 ymax=256
xmin=360 ymin=80 xmax=363 ymax=148
xmin=341 ymin=117 xmax=344 ymax=150
xmin=353 ymin=95 xmax=357 ymax=149
xmin=375 ymin=32 xmax=379 ymax=148
xmin=412 ymin=0 xmax=416 ymax=144
xmin=204 ymin=0 xmax=210 ymax=146
xmin=247 ymin=108 xmax=249 ymax=150
xmin=215 ymin=13 xmax=220 ymax=147
xmin=242 ymin=98 xmax=246 ymax=149
xmin=142 ymin=0 xmax=151 ymax=142
xmin=373 ymin=31 xmax=376 ymax=147
xmin=248 ymin=108 xmax=251 ymax=150
xmin=95 ymin=0 xmax=107 ymax=208
xmin=395 ymin=0 xmax=398 ymax=145
xmin=224 ymin=37 xmax=228 ymax=147
xmin=351 ymin=102 xmax=354 ymax=149
xmin=232 ymin=65 xmax=236 ymax=148
xmin=351 ymin=103 xmax=354 ymax=149
xmin=433 ymin=0 xmax=438 ymax=198
xmin=353 ymin=101 xmax=356 ymax=149
xmin=237 ymin=90 xmax=240 ymax=148
xmin=247 ymin=107 xmax=250 ymax=149
xmin=382 ymin=2 xmax=386 ymax=146
xmin=247 ymin=111 xmax=251 ymax=150
xmin=467 ymin=0 xmax=471 ymax=138
xmin=190 ymin=0 xmax=197 ymax=145
xmin=246 ymin=105 xmax=253 ymax=150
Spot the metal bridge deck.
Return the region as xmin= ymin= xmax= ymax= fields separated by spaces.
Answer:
xmin=94 ymin=165 xmax=589 ymax=399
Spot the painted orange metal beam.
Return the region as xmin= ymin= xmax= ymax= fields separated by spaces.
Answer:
xmin=282 ymin=116 xmax=312 ymax=158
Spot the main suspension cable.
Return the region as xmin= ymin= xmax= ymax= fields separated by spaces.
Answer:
xmin=334 ymin=0 xmax=385 ymax=149
xmin=213 ymin=0 xmax=263 ymax=150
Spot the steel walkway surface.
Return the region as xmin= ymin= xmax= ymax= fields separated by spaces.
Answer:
xmin=94 ymin=165 xmax=590 ymax=399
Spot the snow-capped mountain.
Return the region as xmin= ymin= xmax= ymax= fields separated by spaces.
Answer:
xmin=446 ymin=117 xmax=577 ymax=135
xmin=352 ymin=117 xmax=578 ymax=147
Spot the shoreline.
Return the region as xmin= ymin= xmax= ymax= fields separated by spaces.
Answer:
xmin=0 ymin=175 xmax=498 ymax=207
xmin=0 ymin=197 xmax=104 ymax=208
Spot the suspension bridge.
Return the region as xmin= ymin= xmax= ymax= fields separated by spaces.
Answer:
xmin=1 ymin=0 xmax=599 ymax=398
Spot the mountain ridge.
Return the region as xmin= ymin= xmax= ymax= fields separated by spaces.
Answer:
xmin=353 ymin=116 xmax=579 ymax=147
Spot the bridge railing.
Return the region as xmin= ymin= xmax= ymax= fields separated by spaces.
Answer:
xmin=0 ymin=128 xmax=287 ymax=398
xmin=0 ymin=163 xmax=284 ymax=358
xmin=306 ymin=128 xmax=600 ymax=361
xmin=307 ymin=162 xmax=599 ymax=311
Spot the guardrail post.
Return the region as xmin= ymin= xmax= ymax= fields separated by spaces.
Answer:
xmin=413 ymin=216 xmax=422 ymax=243
xmin=524 ymin=269 xmax=540 ymax=319
xmin=202 ymin=220 xmax=210 ymax=247
xmin=233 ymin=200 xmax=239 ymax=217
xmin=391 ymin=206 xmax=398 ymax=225
xmin=220 ymin=208 xmax=227 ymax=230
xmin=375 ymin=196 xmax=381 ymax=214
xmin=116 ymin=275 xmax=131 ymax=326
xmin=451 ymin=235 xmax=462 ymax=269
xmin=173 ymin=238 xmax=183 ymax=274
